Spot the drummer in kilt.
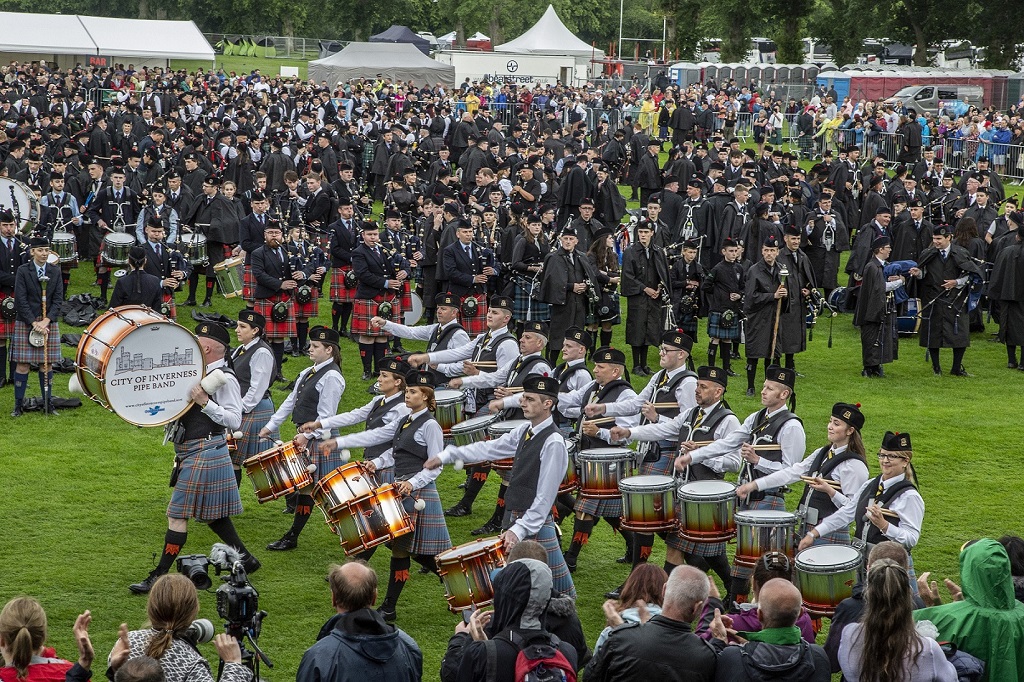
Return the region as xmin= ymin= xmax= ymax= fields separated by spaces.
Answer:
xmin=260 ymin=326 xmax=346 ymax=551
xmin=703 ymin=237 xmax=745 ymax=375
xmin=327 ymin=198 xmax=360 ymax=335
xmin=738 ymin=402 xmax=869 ymax=547
xmin=0 ymin=209 xmax=27 ymax=389
xmin=251 ymin=219 xmax=304 ymax=382
xmin=615 ymin=365 xmax=740 ymax=590
xmin=321 ymin=369 xmax=452 ymax=623
xmin=129 ymin=322 xmax=260 ymax=594
xmin=351 ymin=220 xmax=410 ymax=381
xmin=230 ymin=309 xmax=278 ymax=486
xmin=10 ymin=233 xmax=63 ymax=417
xmin=676 ymin=365 xmax=806 ymax=605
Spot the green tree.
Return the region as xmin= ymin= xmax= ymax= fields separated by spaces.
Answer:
xmin=762 ymin=0 xmax=812 ymax=63
xmin=806 ymin=0 xmax=880 ymax=66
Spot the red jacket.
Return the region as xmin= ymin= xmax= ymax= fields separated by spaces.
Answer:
xmin=0 ymin=649 xmax=75 ymax=682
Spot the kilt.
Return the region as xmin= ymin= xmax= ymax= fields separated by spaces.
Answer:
xmin=242 ymin=265 xmax=256 ymax=304
xmin=809 ymin=528 xmax=851 ymax=547
xmin=374 ymin=465 xmax=395 ymax=485
xmin=707 ymin=311 xmax=741 ymax=341
xmin=330 ymin=267 xmax=357 ymax=303
xmin=401 ymin=281 xmax=413 ymax=311
xmin=392 ymin=482 xmax=452 ymax=556
xmin=162 ymin=291 xmax=177 ymax=321
xmin=513 ymin=283 xmax=550 ymax=323
xmin=168 ymin=435 xmax=243 ymax=522
xmin=575 ymin=494 xmax=622 ymax=519
xmin=11 ymin=319 xmax=61 ymax=364
xmin=311 ymin=435 xmax=345 ymax=482
xmin=505 ymin=511 xmax=576 ymax=598
xmin=0 ymin=292 xmax=14 ymax=339
xmin=254 ymin=294 xmax=296 ymax=341
xmin=236 ymin=398 xmax=277 ymax=467
xmin=459 ymin=296 xmax=488 ymax=336
xmin=294 ymin=286 xmax=320 ymax=320
xmin=733 ymin=493 xmax=786 ymax=580
xmin=351 ymin=296 xmax=394 ymax=340
xmin=672 ymin=530 xmax=728 ymax=558
xmin=638 ymin=448 xmax=676 ymax=477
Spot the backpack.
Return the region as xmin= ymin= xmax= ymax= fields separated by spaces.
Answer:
xmin=485 ymin=631 xmax=576 ymax=682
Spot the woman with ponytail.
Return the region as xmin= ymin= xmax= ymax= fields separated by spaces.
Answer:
xmin=110 ymin=246 xmax=163 ymax=310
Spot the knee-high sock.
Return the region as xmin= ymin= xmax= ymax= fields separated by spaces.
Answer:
xmin=331 ymin=303 xmax=343 ymax=331
xmin=603 ymin=516 xmax=631 ymax=556
xmin=13 ymin=371 xmax=28 ymax=405
xmin=204 ymin=278 xmax=215 ymax=302
xmin=663 ymin=560 xmax=679 ymax=575
xmin=286 ymin=494 xmax=314 ymax=537
xmin=554 ymin=492 xmax=576 ymax=522
xmin=485 ymin=483 xmax=508 ymax=525
xmin=382 ymin=556 xmax=412 ymax=608
xmin=156 ymin=529 xmax=188 ymax=574
xmin=784 ymin=353 xmax=795 ymax=370
xmin=729 ymin=576 xmax=751 ymax=603
xmin=270 ymin=342 xmax=284 ymax=376
xmin=639 ymin=345 xmax=649 ymax=368
xmin=707 ymin=343 xmax=718 ymax=368
xmin=457 ymin=464 xmax=491 ymax=507
xmin=746 ymin=358 xmax=758 ymax=391
xmin=296 ymin=321 xmax=309 ymax=352
xmin=685 ymin=554 xmax=710 ymax=571
xmin=38 ymin=370 xmax=53 ymax=403
xmin=632 ymin=533 xmax=654 ymax=567
xmin=414 ymin=554 xmax=439 ymax=575
xmin=631 ymin=345 xmax=643 ymax=370
xmin=0 ymin=345 xmax=7 ymax=383
xmin=600 ymin=329 xmax=612 ymax=348
xmin=339 ymin=302 xmax=353 ymax=332
xmin=704 ymin=552 xmax=733 ymax=588
xmin=565 ymin=517 xmax=596 ymax=558
xmin=187 ymin=270 xmax=199 ymax=301
xmin=952 ymin=346 xmax=966 ymax=372
xmin=1008 ymin=345 xmax=1019 ymax=364
xmin=233 ymin=468 xmax=242 ymax=487
xmin=721 ymin=342 xmax=732 ymax=372
xmin=358 ymin=342 xmax=374 ymax=372
xmin=207 ymin=517 xmax=250 ymax=556
xmin=98 ymin=270 xmax=111 ymax=300
xmin=929 ymin=348 xmax=941 ymax=371
xmin=373 ymin=342 xmax=388 ymax=373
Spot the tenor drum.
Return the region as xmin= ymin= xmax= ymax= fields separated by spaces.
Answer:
xmin=51 ymin=231 xmax=78 ymax=263
xmin=434 ymin=388 xmax=465 ymax=435
xmin=897 ymin=298 xmax=921 ymax=335
xmin=213 ymin=256 xmax=244 ymax=298
xmin=677 ymin=480 xmax=737 ymax=542
xmin=74 ymin=305 xmax=205 ymax=426
xmin=578 ymin=447 xmax=634 ymax=499
xmin=450 ymin=413 xmax=500 ymax=447
xmin=734 ymin=510 xmax=798 ymax=567
xmin=487 ymin=418 xmax=529 ymax=472
xmin=619 ymin=475 xmax=676 ymax=532
xmin=403 ymin=292 xmax=424 ymax=326
xmin=102 ymin=232 xmax=135 ymax=265
xmin=795 ymin=545 xmax=862 ymax=618
xmin=180 ymin=233 xmax=208 ymax=265
xmin=561 ymin=435 xmax=580 ymax=494
xmin=311 ymin=462 xmax=378 ymax=513
xmin=325 ymin=484 xmax=413 ymax=555
xmin=0 ymin=178 xmax=38 ymax=234
xmin=436 ymin=537 xmax=508 ymax=612
xmin=243 ymin=442 xmax=314 ymax=503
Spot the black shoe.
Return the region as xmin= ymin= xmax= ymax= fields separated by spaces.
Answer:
xmin=199 ymin=300 xmax=212 ymax=308
xmin=614 ymin=553 xmax=630 ymax=564
xmin=1008 ymin=362 xmax=1019 ymax=369
xmin=393 ymin=343 xmax=407 ymax=354
xmin=183 ymin=299 xmax=197 ymax=306
xmin=290 ymin=349 xmax=301 ymax=357
xmin=282 ymin=505 xmax=296 ymax=514
xmin=0 ymin=377 xmax=7 ymax=389
xmin=951 ymin=367 xmax=972 ymax=377
xmin=241 ymin=553 xmax=262 ymax=574
xmin=875 ymin=367 xmax=885 ymax=377
xmin=129 ymin=570 xmax=165 ymax=594
xmin=564 ymin=554 xmax=577 ymax=573
xmin=726 ymin=369 xmax=738 ymax=377
xmin=284 ymin=380 xmax=296 ymax=390
xmin=471 ymin=520 xmax=502 ymax=536
xmin=444 ymin=502 xmax=472 ymax=517
xmin=361 ymin=371 xmax=372 ymax=381
xmin=731 ymin=351 xmax=741 ymax=359
xmin=746 ymin=388 xmax=755 ymax=397
xmin=274 ymin=373 xmax=287 ymax=384
xmin=457 ymin=481 xmax=467 ymax=489
xmin=377 ymin=604 xmax=397 ymax=624
xmin=10 ymin=405 xmax=23 ymax=417
xmin=266 ymin=534 xmax=298 ymax=551
xmin=44 ymin=406 xmax=59 ymax=416
xmin=933 ymin=367 xmax=942 ymax=376
xmin=794 ymin=371 xmax=806 ymax=378
xmin=604 ymin=584 xmax=624 ymax=600
xmin=418 ymin=565 xmax=430 ymax=574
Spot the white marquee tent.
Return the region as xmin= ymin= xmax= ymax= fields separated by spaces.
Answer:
xmin=309 ymin=42 xmax=456 ymax=85
xmin=494 ymin=5 xmax=603 ymax=58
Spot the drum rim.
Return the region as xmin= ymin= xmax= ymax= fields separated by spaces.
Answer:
xmin=104 ymin=233 xmax=136 ymax=244
xmin=434 ymin=388 xmax=465 ymax=402
xmin=678 ymin=480 xmax=737 ymax=498
xmin=619 ymin=474 xmax=675 ymax=491
xmin=487 ymin=418 xmax=530 ymax=434
xmin=734 ymin=510 xmax=799 ymax=523
xmin=451 ymin=413 xmax=501 ymax=433
xmin=795 ymin=544 xmax=862 ymax=570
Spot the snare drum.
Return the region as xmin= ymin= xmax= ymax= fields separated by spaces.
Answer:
xmin=213 ymin=256 xmax=244 ymax=298
xmin=311 ymin=462 xmax=378 ymax=512
xmin=436 ymin=537 xmax=507 ymax=612
xmin=795 ymin=545 xmax=862 ymax=618
xmin=434 ymin=388 xmax=465 ymax=434
xmin=898 ymin=298 xmax=921 ymax=335
xmin=487 ymin=419 xmax=530 ymax=472
xmin=51 ymin=231 xmax=77 ymax=263
xmin=560 ymin=436 xmax=580 ymax=494
xmin=243 ymin=442 xmax=314 ymax=503
xmin=677 ymin=480 xmax=737 ymax=542
xmin=578 ymin=447 xmax=634 ymax=499
xmin=325 ymin=484 xmax=413 ymax=555
xmin=734 ymin=510 xmax=798 ymax=567
xmin=102 ymin=233 xmax=135 ymax=265
xmin=180 ymin=233 xmax=208 ymax=265
xmin=451 ymin=413 xmax=500 ymax=447
xmin=619 ymin=475 xmax=676 ymax=532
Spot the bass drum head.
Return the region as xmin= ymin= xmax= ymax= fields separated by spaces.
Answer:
xmin=403 ymin=292 xmax=423 ymax=326
xmin=827 ymin=286 xmax=848 ymax=310
xmin=0 ymin=178 xmax=39 ymax=233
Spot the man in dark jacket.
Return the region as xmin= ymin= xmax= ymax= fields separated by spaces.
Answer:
xmin=297 ymin=561 xmax=422 ymax=682
xmin=584 ymin=565 xmax=717 ymax=681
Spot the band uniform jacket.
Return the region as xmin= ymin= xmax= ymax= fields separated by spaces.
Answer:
xmin=853 ymin=256 xmax=897 ymax=367
xmin=110 ymin=269 xmax=163 ymax=310
xmin=538 ymin=247 xmax=600 ymax=306
xmin=441 ymin=240 xmax=492 ymax=297
xmin=142 ymin=241 xmax=192 ymax=288
xmin=805 ymin=210 xmax=850 ymax=291
xmin=328 ymin=216 xmax=360 ymax=268
xmin=239 ymin=212 xmax=270 ymax=264
xmin=621 ymin=243 xmax=671 ymax=298
xmin=743 ymin=259 xmax=789 ymax=359
xmin=14 ymin=261 xmax=64 ymax=324
xmin=776 ymin=247 xmax=817 ymax=354
xmin=915 ymin=243 xmax=983 ymax=349
xmin=351 ymin=243 xmax=408 ymax=300
xmin=252 ymin=243 xmax=303 ymax=300
xmin=1 ymin=236 xmax=27 ymax=294
xmin=183 ymin=193 xmax=238 ymax=244
xmin=302 ymin=189 xmax=333 ymax=229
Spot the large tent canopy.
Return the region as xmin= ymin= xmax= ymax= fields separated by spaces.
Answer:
xmin=494 ymin=5 xmax=603 ymax=58
xmin=309 ymin=42 xmax=455 ymax=85
xmin=0 ymin=11 xmax=214 ymax=61
xmin=369 ymin=25 xmax=431 ymax=55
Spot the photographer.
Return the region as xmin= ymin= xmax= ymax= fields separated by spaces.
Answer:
xmin=296 ymin=562 xmax=422 ymax=682
xmin=110 ymin=574 xmax=251 ymax=682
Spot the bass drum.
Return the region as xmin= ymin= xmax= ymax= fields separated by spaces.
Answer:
xmin=403 ymin=292 xmax=423 ymax=326
xmin=0 ymin=178 xmax=39 ymax=234
xmin=73 ymin=305 xmax=206 ymax=426
xmin=827 ymin=286 xmax=848 ymax=312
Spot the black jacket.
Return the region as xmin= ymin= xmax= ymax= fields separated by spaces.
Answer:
xmin=14 ymin=261 xmax=64 ymax=323
xmin=538 ymin=247 xmax=600 ymax=306
xmin=110 ymin=269 xmax=163 ymax=310
xmin=351 ymin=242 xmax=408 ymax=300
xmin=251 ymin=243 xmax=300 ymax=300
xmin=584 ymin=615 xmax=718 ymax=682
xmin=441 ymin=240 xmax=491 ymax=297
xmin=713 ymin=640 xmax=830 ymax=682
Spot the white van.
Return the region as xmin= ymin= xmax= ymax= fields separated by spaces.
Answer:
xmin=884 ymin=84 xmax=984 ymax=112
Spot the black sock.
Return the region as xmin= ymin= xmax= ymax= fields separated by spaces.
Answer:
xmin=62 ymin=271 xmax=70 ymax=291
xmin=547 ymin=348 xmax=560 ymax=366
xmin=952 ymin=347 xmax=965 ymax=372
xmin=707 ymin=343 xmax=718 ymax=368
xmin=98 ymin=271 xmax=110 ymax=300
xmin=373 ymin=342 xmax=388 ymax=373
xmin=359 ymin=342 xmax=373 ymax=372
xmin=929 ymin=348 xmax=941 ymax=371
xmin=604 ymin=516 xmax=630 ymax=556
xmin=784 ymin=353 xmax=795 ymax=370
xmin=554 ymin=492 xmax=576 ymax=521
xmin=296 ymin=321 xmax=309 ymax=351
xmin=340 ymin=303 xmax=353 ymax=332
xmin=207 ymin=517 xmax=250 ymax=556
xmin=156 ymin=529 xmax=188 ymax=574
xmin=685 ymin=554 xmax=710 ymax=571
xmin=458 ymin=465 xmax=490 ymax=507
xmin=730 ymin=576 xmax=752 ymax=603
xmin=287 ymin=494 xmax=314 ymax=537
xmin=0 ymin=346 xmax=7 ymax=382
xmin=1009 ymin=345 xmax=1019 ymax=365
xmin=233 ymin=468 xmax=242 ymax=487
xmin=705 ymin=553 xmax=733 ymax=588
xmin=383 ymin=556 xmax=412 ymax=608
xmin=414 ymin=554 xmax=439 ymax=575
xmin=600 ymin=329 xmax=612 ymax=348
xmin=271 ymin=342 xmax=284 ymax=376
xmin=746 ymin=359 xmax=758 ymax=391
xmin=663 ymin=560 xmax=679 ymax=575
xmin=640 ymin=345 xmax=649 ymax=368
xmin=204 ymin=278 xmax=215 ymax=302
xmin=486 ymin=484 xmax=508 ymax=525
xmin=331 ymin=303 xmax=342 ymax=331
xmin=38 ymin=370 xmax=53 ymax=403
xmin=631 ymin=345 xmax=642 ymax=370
xmin=187 ymin=271 xmax=199 ymax=300
xmin=566 ymin=517 xmax=596 ymax=558
xmin=721 ymin=342 xmax=732 ymax=372
xmin=354 ymin=546 xmax=378 ymax=562
xmin=632 ymin=533 xmax=654 ymax=567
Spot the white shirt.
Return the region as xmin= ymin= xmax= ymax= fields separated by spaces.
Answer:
xmin=812 ymin=473 xmax=924 ymax=549
xmin=688 ymin=405 xmax=806 ymax=485
xmin=558 ymin=379 xmax=639 ymax=444
xmin=319 ymin=392 xmax=410 ymax=471
xmin=502 ymin=358 xmax=591 ymax=411
xmin=264 ymin=360 xmax=345 ymax=442
xmin=232 ymin=339 xmax=275 ymax=413
xmin=753 ymin=443 xmax=870 ymax=510
xmin=627 ymin=402 xmax=741 ymax=473
xmin=199 ymin=359 xmax=243 ymax=431
xmin=462 ymin=352 xmax=550 ymax=390
xmin=382 ymin=319 xmax=471 ymax=377
xmin=427 ymin=326 xmax=519 ymax=374
xmin=334 ymin=407 xmax=443 ymax=491
xmin=438 ymin=416 xmax=565 ymax=541
xmin=603 ymin=366 xmax=697 ymax=421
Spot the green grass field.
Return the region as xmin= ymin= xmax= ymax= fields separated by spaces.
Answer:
xmin=171 ymin=56 xmax=309 ymax=80
xmin=2 ymin=136 xmax=1022 ymax=679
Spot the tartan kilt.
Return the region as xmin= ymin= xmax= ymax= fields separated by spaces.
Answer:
xmin=401 ymin=280 xmax=413 ymax=311
xmin=707 ymin=311 xmax=741 ymax=341
xmin=293 ymin=286 xmax=320 ymax=320
xmin=732 ymin=494 xmax=787 ymax=580
xmin=236 ymin=397 xmax=278 ymax=467
xmin=162 ymin=291 xmax=177 ymax=321
xmin=351 ymin=297 xmax=393 ymax=340
xmin=575 ymin=495 xmax=623 ymax=519
xmin=311 ymin=435 xmax=345 ymax=482
xmin=242 ymin=265 xmax=256 ymax=304
xmin=514 ymin=283 xmax=549 ymax=323
xmin=168 ymin=435 xmax=243 ymax=521
xmin=330 ymin=267 xmax=357 ymax=303
xmin=505 ymin=511 xmax=576 ymax=598
xmin=0 ymin=293 xmax=14 ymax=339
xmin=254 ymin=294 xmax=296 ymax=341
xmin=638 ymin=448 xmax=676 ymax=476
xmin=393 ymin=482 xmax=452 ymax=556
xmin=11 ymin=320 xmax=61 ymax=364
xmin=459 ymin=296 xmax=488 ymax=336
xmin=374 ymin=466 xmax=395 ymax=485
xmin=810 ymin=528 xmax=851 ymax=547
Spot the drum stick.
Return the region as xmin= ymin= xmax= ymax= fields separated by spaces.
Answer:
xmin=584 ymin=417 xmax=617 ymax=426
xmin=877 ymin=508 xmax=900 ymax=520
xmin=648 ymin=402 xmax=682 ymax=409
xmin=800 ymin=475 xmax=842 ymax=489
xmin=501 ymin=386 xmax=525 ymax=393
xmin=468 ymin=361 xmax=498 ymax=368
